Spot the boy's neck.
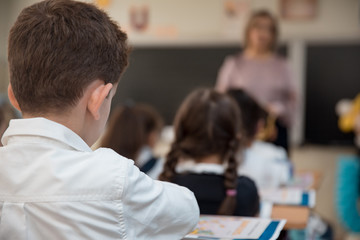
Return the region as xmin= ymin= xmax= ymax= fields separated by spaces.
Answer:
xmin=22 ymin=107 xmax=87 ymax=143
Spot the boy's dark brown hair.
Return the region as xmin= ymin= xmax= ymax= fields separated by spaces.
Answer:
xmin=8 ymin=0 xmax=129 ymax=114
xmin=159 ymin=89 xmax=242 ymax=215
xmin=101 ymin=104 xmax=163 ymax=161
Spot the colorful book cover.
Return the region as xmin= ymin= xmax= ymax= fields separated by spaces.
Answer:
xmin=184 ymin=215 xmax=286 ymax=240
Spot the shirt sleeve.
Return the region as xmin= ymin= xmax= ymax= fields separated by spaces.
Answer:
xmin=215 ymin=56 xmax=237 ymax=93
xmin=122 ymin=160 xmax=199 ymax=240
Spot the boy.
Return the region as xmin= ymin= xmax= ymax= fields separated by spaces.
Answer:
xmin=0 ymin=0 xmax=199 ymax=239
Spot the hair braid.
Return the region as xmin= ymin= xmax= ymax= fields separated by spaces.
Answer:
xmin=158 ymin=142 xmax=181 ymax=182
xmin=217 ymin=138 xmax=240 ymax=215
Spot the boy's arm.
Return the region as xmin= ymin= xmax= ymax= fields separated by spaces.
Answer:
xmin=122 ymin=160 xmax=199 ymax=240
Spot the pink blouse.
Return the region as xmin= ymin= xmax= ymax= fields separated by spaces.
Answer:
xmin=216 ymin=54 xmax=296 ymax=126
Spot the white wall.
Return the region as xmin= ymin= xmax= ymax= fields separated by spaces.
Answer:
xmin=1 ymin=0 xmax=359 ymax=144
xmin=280 ymin=0 xmax=360 ymax=42
xmin=104 ymin=0 xmax=360 ymax=46
xmin=4 ymin=0 xmax=360 ymax=47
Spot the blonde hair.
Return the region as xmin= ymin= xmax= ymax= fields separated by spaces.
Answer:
xmin=244 ymin=10 xmax=279 ymax=51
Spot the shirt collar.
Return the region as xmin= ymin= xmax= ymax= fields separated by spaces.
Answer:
xmin=176 ymin=160 xmax=226 ymax=175
xmin=1 ymin=117 xmax=92 ymax=152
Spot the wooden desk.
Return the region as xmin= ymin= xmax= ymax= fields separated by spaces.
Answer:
xmin=272 ymin=205 xmax=310 ymax=230
xmin=270 ymin=170 xmax=322 ymax=230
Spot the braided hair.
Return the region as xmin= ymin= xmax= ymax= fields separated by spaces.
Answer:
xmin=159 ymin=88 xmax=242 ymax=215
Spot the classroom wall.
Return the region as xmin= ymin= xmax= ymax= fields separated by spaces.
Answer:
xmin=87 ymin=0 xmax=357 ymax=45
xmin=2 ymin=0 xmax=360 ymax=47
xmin=99 ymin=0 xmax=360 ymax=46
xmin=1 ymin=0 xmax=359 ymax=93
xmin=0 ymin=0 xmax=359 ymax=145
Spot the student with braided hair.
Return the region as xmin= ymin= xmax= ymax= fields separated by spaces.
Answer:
xmin=159 ymin=88 xmax=259 ymax=216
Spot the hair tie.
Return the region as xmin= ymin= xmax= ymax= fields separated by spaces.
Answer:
xmin=226 ymin=189 xmax=237 ymax=197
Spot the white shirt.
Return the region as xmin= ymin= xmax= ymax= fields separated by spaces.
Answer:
xmin=0 ymin=118 xmax=199 ymax=240
xmin=238 ymin=141 xmax=291 ymax=189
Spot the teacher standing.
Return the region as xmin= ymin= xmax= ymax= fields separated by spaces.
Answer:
xmin=216 ymin=10 xmax=296 ymax=152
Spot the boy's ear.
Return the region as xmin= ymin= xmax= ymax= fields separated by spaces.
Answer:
xmin=87 ymin=83 xmax=113 ymax=120
xmin=8 ymin=84 xmax=21 ymax=111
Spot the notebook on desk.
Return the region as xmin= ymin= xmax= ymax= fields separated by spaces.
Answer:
xmin=183 ymin=215 xmax=286 ymax=240
xmin=260 ymin=188 xmax=316 ymax=208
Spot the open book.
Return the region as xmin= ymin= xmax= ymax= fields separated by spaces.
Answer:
xmin=184 ymin=215 xmax=286 ymax=240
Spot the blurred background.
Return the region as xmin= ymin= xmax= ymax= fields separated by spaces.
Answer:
xmin=0 ymin=0 xmax=360 ymax=239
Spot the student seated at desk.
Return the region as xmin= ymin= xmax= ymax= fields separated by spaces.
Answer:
xmin=0 ymin=1 xmax=199 ymax=239
xmin=101 ymin=103 xmax=164 ymax=179
xmin=336 ymin=94 xmax=360 ymax=233
xmin=159 ymin=89 xmax=259 ymax=216
xmin=228 ymin=89 xmax=291 ymax=189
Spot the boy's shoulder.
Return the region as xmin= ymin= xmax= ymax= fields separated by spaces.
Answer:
xmin=92 ymin=147 xmax=132 ymax=163
xmin=57 ymin=148 xmax=135 ymax=200
xmin=0 ymin=146 xmax=136 ymax=201
xmin=81 ymin=147 xmax=135 ymax=180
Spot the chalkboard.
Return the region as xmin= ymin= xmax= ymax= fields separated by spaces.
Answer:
xmin=305 ymin=44 xmax=360 ymax=145
xmin=114 ymin=46 xmax=287 ymax=124
xmin=113 ymin=44 xmax=359 ymax=145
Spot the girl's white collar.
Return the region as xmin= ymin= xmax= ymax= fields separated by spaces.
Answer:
xmin=176 ymin=160 xmax=226 ymax=175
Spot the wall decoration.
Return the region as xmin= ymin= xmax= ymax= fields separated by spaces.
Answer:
xmin=222 ymin=0 xmax=251 ymax=38
xmin=280 ymin=0 xmax=318 ymax=20
xmin=224 ymin=0 xmax=249 ymax=18
xmin=129 ymin=5 xmax=150 ymax=32
xmin=94 ymin=0 xmax=111 ymax=8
